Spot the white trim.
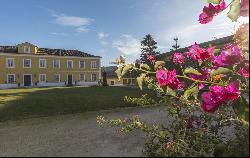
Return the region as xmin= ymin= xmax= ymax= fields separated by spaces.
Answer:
xmin=39 ymin=74 xmax=46 ymax=83
xmin=39 ymin=59 xmax=46 ymax=68
xmin=23 ymin=59 xmax=31 ymax=68
xmin=67 ymin=74 xmax=74 ymax=85
xmin=91 ymin=61 xmax=97 ymax=69
xmin=79 ymin=60 xmax=85 ymax=69
xmin=53 ymin=74 xmax=61 ymax=83
xmin=0 ymin=84 xmax=18 ymax=89
xmin=23 ymin=74 xmax=32 ymax=87
xmin=6 ymin=58 xmax=15 ymax=68
xmin=91 ymin=73 xmax=97 ymax=82
xmin=0 ymin=52 xmax=101 ymax=59
xmin=79 ymin=73 xmax=85 ymax=82
xmin=53 ymin=59 xmax=60 ymax=69
xmin=24 ymin=46 xmax=31 ymax=53
xmin=67 ymin=60 xmax=73 ymax=69
xmin=7 ymin=74 xmax=15 ymax=84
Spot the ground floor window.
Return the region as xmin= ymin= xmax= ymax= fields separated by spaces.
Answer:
xmin=79 ymin=74 xmax=85 ymax=81
xmin=7 ymin=74 xmax=15 ymax=84
xmin=39 ymin=74 xmax=46 ymax=83
xmin=54 ymin=74 xmax=60 ymax=82
xmin=110 ymin=80 xmax=115 ymax=85
xmin=91 ymin=74 xmax=97 ymax=82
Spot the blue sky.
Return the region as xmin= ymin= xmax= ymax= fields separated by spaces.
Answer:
xmin=0 ymin=0 xmax=248 ymax=66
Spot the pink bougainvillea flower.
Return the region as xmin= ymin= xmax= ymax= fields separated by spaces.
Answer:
xmin=190 ymin=68 xmax=211 ymax=90
xmin=146 ymin=54 xmax=155 ymax=63
xmin=186 ymin=43 xmax=215 ymax=61
xmin=173 ymin=52 xmax=185 ymax=64
xmin=201 ymin=91 xmax=222 ymax=112
xmin=240 ymin=0 xmax=249 ymax=17
xmin=156 ymin=69 xmax=168 ymax=87
xmin=156 ymin=69 xmax=182 ymax=89
xmin=224 ymin=81 xmax=240 ymax=100
xmin=199 ymin=12 xmax=214 ymax=24
xmin=214 ymin=44 xmax=244 ymax=67
xmin=215 ymin=0 xmax=226 ymax=13
xmin=238 ymin=63 xmax=249 ymax=78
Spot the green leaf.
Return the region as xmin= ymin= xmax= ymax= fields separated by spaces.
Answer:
xmin=184 ymin=85 xmax=199 ymax=100
xmin=232 ymin=96 xmax=249 ymax=124
xmin=137 ymin=74 xmax=146 ymax=90
xmin=206 ymin=0 xmax=221 ymax=4
xmin=214 ymin=48 xmax=221 ymax=54
xmin=121 ymin=64 xmax=133 ymax=77
xmin=184 ymin=67 xmax=202 ymax=76
xmin=166 ymin=86 xmax=176 ymax=97
xmin=227 ymin=0 xmax=241 ymax=22
xmin=115 ymin=66 xmax=123 ymax=80
xmin=140 ymin=64 xmax=151 ymax=71
xmin=154 ymin=61 xmax=165 ymax=70
xmin=210 ymin=67 xmax=232 ymax=77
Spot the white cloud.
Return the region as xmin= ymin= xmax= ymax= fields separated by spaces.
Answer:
xmin=98 ymin=32 xmax=109 ymax=39
xmin=51 ymin=12 xmax=93 ymax=33
xmin=100 ymin=40 xmax=108 ymax=45
xmin=50 ymin=32 xmax=67 ymax=36
xmin=112 ymin=35 xmax=141 ymax=56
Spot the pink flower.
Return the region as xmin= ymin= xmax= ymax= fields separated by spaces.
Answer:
xmin=186 ymin=43 xmax=215 ymax=61
xmin=173 ymin=52 xmax=185 ymax=64
xmin=240 ymin=0 xmax=249 ymax=17
xmin=214 ymin=44 xmax=244 ymax=67
xmin=201 ymin=81 xmax=240 ymax=112
xmin=199 ymin=12 xmax=214 ymax=24
xmin=238 ymin=63 xmax=249 ymax=78
xmin=147 ymin=54 xmax=155 ymax=63
xmin=190 ymin=68 xmax=211 ymax=90
xmin=156 ymin=69 xmax=182 ymax=89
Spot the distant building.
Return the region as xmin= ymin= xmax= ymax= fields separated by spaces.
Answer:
xmin=0 ymin=42 xmax=101 ymax=89
xmin=101 ymin=66 xmax=137 ymax=86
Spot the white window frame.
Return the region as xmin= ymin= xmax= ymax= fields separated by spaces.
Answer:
xmin=54 ymin=74 xmax=60 ymax=83
xmin=91 ymin=61 xmax=97 ymax=69
xmin=39 ymin=59 xmax=46 ymax=68
xmin=39 ymin=74 xmax=46 ymax=83
xmin=23 ymin=59 xmax=31 ymax=68
xmin=7 ymin=74 xmax=15 ymax=84
xmin=67 ymin=60 xmax=73 ymax=69
xmin=24 ymin=46 xmax=30 ymax=53
xmin=6 ymin=58 xmax=15 ymax=68
xmin=79 ymin=60 xmax=85 ymax=69
xmin=53 ymin=59 xmax=60 ymax=69
xmin=91 ymin=74 xmax=97 ymax=82
xmin=79 ymin=74 xmax=85 ymax=82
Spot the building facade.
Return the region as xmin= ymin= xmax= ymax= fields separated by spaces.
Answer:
xmin=0 ymin=42 xmax=101 ymax=89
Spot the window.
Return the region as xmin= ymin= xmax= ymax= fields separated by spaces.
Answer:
xmin=67 ymin=60 xmax=73 ymax=69
xmin=23 ymin=59 xmax=31 ymax=68
xmin=24 ymin=46 xmax=30 ymax=53
xmin=91 ymin=74 xmax=97 ymax=82
xmin=39 ymin=74 xmax=46 ymax=83
xmin=6 ymin=58 xmax=15 ymax=68
xmin=54 ymin=74 xmax=60 ymax=82
xmin=79 ymin=74 xmax=85 ymax=81
xmin=39 ymin=59 xmax=46 ymax=68
xmin=53 ymin=59 xmax=60 ymax=68
xmin=7 ymin=74 xmax=15 ymax=84
xmin=79 ymin=60 xmax=85 ymax=68
xmin=91 ymin=61 xmax=97 ymax=69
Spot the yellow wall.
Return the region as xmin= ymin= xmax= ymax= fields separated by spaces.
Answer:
xmin=0 ymin=53 xmax=101 ymax=85
xmin=17 ymin=43 xmax=37 ymax=54
xmin=106 ymin=77 xmax=136 ymax=86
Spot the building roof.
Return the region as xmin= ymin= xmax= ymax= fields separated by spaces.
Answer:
xmin=159 ymin=35 xmax=234 ymax=59
xmin=101 ymin=66 xmax=138 ymax=78
xmin=0 ymin=43 xmax=101 ymax=58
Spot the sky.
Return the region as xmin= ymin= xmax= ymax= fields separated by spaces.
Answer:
xmin=0 ymin=0 xmax=248 ymax=66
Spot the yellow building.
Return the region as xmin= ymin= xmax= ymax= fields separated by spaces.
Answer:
xmin=0 ymin=42 xmax=101 ymax=89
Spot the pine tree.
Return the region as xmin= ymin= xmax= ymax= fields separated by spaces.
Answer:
xmin=170 ymin=37 xmax=180 ymax=51
xmin=140 ymin=34 xmax=160 ymax=65
xmin=102 ymin=71 xmax=108 ymax=86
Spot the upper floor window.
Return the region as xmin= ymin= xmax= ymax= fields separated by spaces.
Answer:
xmin=6 ymin=58 xmax=15 ymax=68
xmin=91 ymin=61 xmax=97 ymax=69
xmin=54 ymin=74 xmax=60 ymax=82
xmin=79 ymin=74 xmax=85 ymax=81
xmin=91 ymin=74 xmax=97 ymax=82
xmin=23 ymin=59 xmax=31 ymax=68
xmin=53 ymin=59 xmax=60 ymax=68
xmin=39 ymin=74 xmax=46 ymax=83
xmin=79 ymin=60 xmax=85 ymax=69
xmin=39 ymin=59 xmax=46 ymax=68
xmin=24 ymin=46 xmax=30 ymax=53
xmin=67 ymin=60 xmax=73 ymax=69
xmin=7 ymin=74 xmax=15 ymax=84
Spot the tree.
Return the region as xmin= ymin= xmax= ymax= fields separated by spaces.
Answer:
xmin=170 ymin=37 xmax=180 ymax=51
xmin=140 ymin=34 xmax=160 ymax=66
xmin=102 ymin=71 xmax=108 ymax=86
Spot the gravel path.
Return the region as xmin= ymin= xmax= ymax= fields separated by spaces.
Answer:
xmin=0 ymin=106 xmax=171 ymax=157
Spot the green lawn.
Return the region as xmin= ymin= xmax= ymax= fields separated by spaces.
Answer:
xmin=0 ymin=86 xmax=156 ymax=122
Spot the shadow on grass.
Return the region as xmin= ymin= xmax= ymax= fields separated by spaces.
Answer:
xmin=0 ymin=86 xmax=157 ymax=122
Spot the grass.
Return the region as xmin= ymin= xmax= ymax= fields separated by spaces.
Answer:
xmin=0 ymin=86 xmax=157 ymax=122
